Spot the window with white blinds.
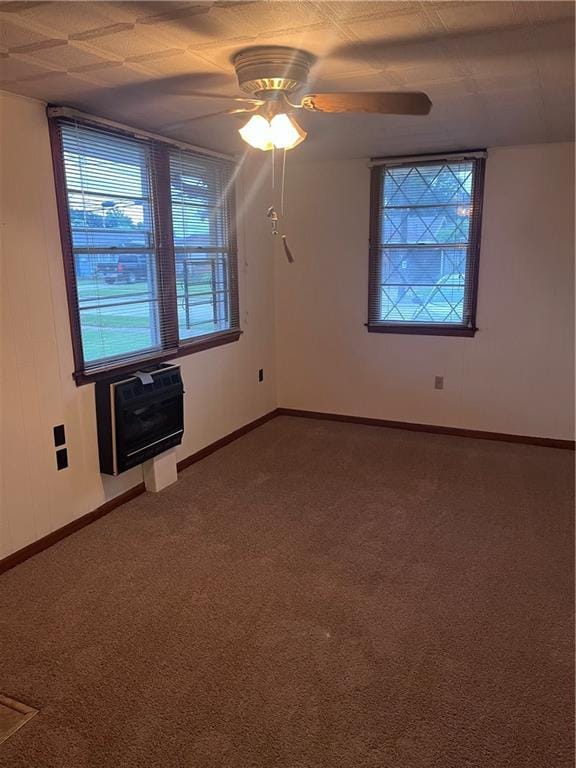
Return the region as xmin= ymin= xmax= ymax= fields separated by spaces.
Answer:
xmin=48 ymin=112 xmax=240 ymax=382
xmin=169 ymin=149 xmax=238 ymax=342
xmin=368 ymin=154 xmax=485 ymax=337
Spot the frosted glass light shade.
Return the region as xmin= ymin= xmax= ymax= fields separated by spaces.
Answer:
xmin=238 ymin=115 xmax=273 ymax=151
xmin=238 ymin=113 xmax=307 ymax=151
xmin=270 ymin=114 xmax=307 ymax=150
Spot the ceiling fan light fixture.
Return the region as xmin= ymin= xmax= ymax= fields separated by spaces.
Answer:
xmin=239 ymin=113 xmax=306 ymax=151
xmin=238 ymin=114 xmax=273 ymax=150
xmin=270 ymin=113 xmax=306 ymax=150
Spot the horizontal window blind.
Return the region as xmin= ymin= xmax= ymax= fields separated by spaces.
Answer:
xmin=169 ymin=149 xmax=239 ymax=343
xmin=48 ymin=112 xmax=240 ymax=381
xmin=368 ymin=155 xmax=485 ymax=336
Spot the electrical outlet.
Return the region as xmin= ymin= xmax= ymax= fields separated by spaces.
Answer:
xmin=434 ymin=376 xmax=444 ymax=390
xmin=258 ymin=368 xmax=264 ymax=382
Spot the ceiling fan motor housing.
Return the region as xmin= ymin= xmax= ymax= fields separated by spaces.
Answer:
xmin=233 ymin=46 xmax=315 ymax=96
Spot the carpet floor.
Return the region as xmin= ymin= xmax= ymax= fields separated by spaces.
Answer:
xmin=0 ymin=416 xmax=573 ymax=768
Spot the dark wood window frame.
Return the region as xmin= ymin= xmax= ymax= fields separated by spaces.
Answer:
xmin=368 ymin=151 xmax=486 ymax=338
xmin=47 ymin=107 xmax=241 ymax=385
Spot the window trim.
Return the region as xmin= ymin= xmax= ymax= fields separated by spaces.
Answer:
xmin=47 ymin=107 xmax=241 ymax=385
xmin=367 ymin=151 xmax=486 ymax=338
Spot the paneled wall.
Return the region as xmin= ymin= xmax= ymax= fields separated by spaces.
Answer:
xmin=0 ymin=92 xmax=277 ymax=559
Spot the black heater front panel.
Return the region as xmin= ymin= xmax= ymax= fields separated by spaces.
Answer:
xmin=96 ymin=365 xmax=184 ymax=475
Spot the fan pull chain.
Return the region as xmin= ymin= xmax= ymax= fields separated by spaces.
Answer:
xmin=281 ymin=235 xmax=294 ymax=263
xmin=266 ymin=148 xmax=294 ymax=263
xmin=279 ymin=148 xmax=294 ymax=262
xmin=281 ymin=147 xmax=286 ymax=216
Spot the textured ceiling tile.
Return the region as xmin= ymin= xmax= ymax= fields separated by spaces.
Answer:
xmin=458 ymin=53 xmax=535 ymax=79
xmin=473 ymin=72 xmax=541 ymax=93
xmin=0 ymin=1 xmax=128 ymax=35
xmin=533 ymin=1 xmax=576 ymax=23
xmin=343 ymin=10 xmax=433 ymax=43
xmin=0 ymin=55 xmax=56 ymax=82
xmin=131 ymin=1 xmax=216 ymax=24
xmin=219 ymin=1 xmax=326 ymax=34
xmin=119 ymin=0 xmax=327 ymax=48
xmin=435 ymin=1 xmax=519 ymax=33
xmin=421 ymin=78 xmax=476 ymax=99
xmin=542 ymin=87 xmax=575 ymax=134
xmin=188 ymin=25 xmax=339 ymax=69
xmin=349 ymin=39 xmax=455 ymax=71
xmin=71 ymin=61 xmax=123 ymax=75
xmin=134 ymin=18 xmax=233 ymax=49
xmin=262 ymin=22 xmax=342 ymax=50
xmin=536 ymin=47 xmax=575 ymax=91
xmin=78 ymin=26 xmax=181 ymax=59
xmin=133 ymin=6 xmax=247 ymax=48
xmin=530 ymin=19 xmax=575 ymax=62
xmin=0 ymin=0 xmax=573 ymax=158
xmin=64 ymin=63 xmax=150 ymax=88
xmin=127 ymin=48 xmax=188 ymax=64
xmin=310 ymin=67 xmax=403 ymax=89
xmin=427 ymin=93 xmax=481 ymax=118
xmin=111 ymin=2 xmax=209 ymax=24
xmin=300 ymin=48 xmax=379 ymax=87
xmin=389 ymin=60 xmax=464 ymax=84
xmin=125 ymin=50 xmax=220 ymax=77
xmin=317 ymin=2 xmax=416 ymax=22
xmin=0 ymin=16 xmax=57 ymax=49
xmin=481 ymin=88 xmax=545 ymax=109
xmin=447 ymin=28 xmax=534 ymax=77
xmin=15 ymin=41 xmax=116 ymax=69
xmin=1 ymin=70 xmax=93 ymax=99
xmin=70 ymin=24 xmax=135 ymax=43
xmin=483 ymin=106 xmax=542 ymax=132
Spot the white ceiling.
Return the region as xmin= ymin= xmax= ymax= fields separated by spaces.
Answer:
xmin=1 ymin=1 xmax=574 ymax=159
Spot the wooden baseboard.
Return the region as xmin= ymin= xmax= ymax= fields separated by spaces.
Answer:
xmin=0 ymin=409 xmax=279 ymax=576
xmin=276 ymin=408 xmax=575 ymax=450
xmin=176 ymin=409 xmax=279 ymax=472
xmin=2 ymin=404 xmax=570 ymax=575
xmin=0 ymin=483 xmax=146 ymax=576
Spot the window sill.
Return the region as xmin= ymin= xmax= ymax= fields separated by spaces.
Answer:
xmin=366 ymin=324 xmax=477 ymax=338
xmin=73 ymin=329 xmax=242 ymax=385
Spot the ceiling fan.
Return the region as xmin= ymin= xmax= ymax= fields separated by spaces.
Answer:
xmin=164 ymin=46 xmax=432 ymax=151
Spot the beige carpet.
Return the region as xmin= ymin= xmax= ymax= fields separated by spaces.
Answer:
xmin=0 ymin=416 xmax=573 ymax=768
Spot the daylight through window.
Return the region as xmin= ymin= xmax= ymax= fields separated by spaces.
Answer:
xmin=49 ymin=111 xmax=240 ymax=382
xmin=368 ymin=154 xmax=485 ymax=336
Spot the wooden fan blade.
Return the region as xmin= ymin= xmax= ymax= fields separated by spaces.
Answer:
xmin=162 ymin=107 xmax=259 ymax=132
xmin=299 ymin=92 xmax=432 ymax=115
xmin=179 ymin=90 xmax=264 ymax=105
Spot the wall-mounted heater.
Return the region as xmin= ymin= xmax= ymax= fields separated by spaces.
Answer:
xmin=95 ymin=364 xmax=184 ymax=476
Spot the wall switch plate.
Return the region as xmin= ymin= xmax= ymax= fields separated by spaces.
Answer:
xmin=435 ymin=376 xmax=444 ymax=390
xmin=56 ymin=448 xmax=68 ymax=470
xmin=258 ymin=369 xmax=264 ymax=382
xmin=53 ymin=424 xmax=65 ymax=447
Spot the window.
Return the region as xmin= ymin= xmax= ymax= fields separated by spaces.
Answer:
xmin=48 ymin=110 xmax=239 ymax=383
xmin=169 ymin=150 xmax=236 ymax=342
xmin=368 ymin=153 xmax=485 ymax=336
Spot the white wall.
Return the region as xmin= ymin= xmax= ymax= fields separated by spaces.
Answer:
xmin=276 ymin=144 xmax=575 ymax=440
xmin=0 ymin=92 xmax=277 ymax=559
xmin=1 ymin=92 xmax=574 ymax=561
